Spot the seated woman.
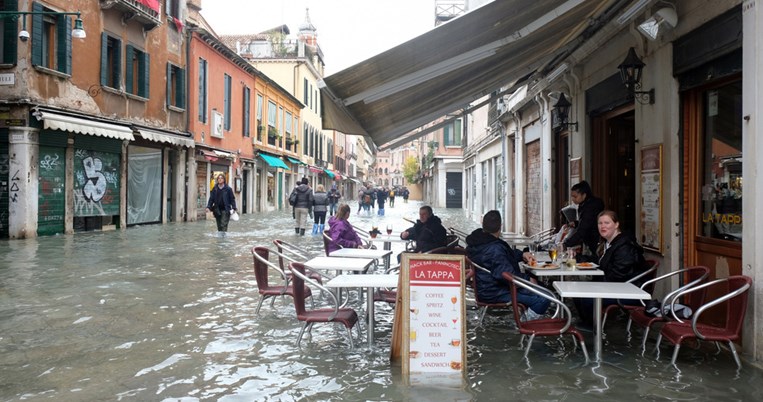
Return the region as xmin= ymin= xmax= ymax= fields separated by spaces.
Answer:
xmin=574 ymin=210 xmax=649 ymax=326
xmin=327 ymin=204 xmax=366 ymax=253
xmin=466 ymin=210 xmax=550 ymax=320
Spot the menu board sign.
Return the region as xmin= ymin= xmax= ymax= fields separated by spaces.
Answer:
xmin=640 ymin=144 xmax=663 ymax=253
xmin=401 ymin=254 xmax=466 ymax=386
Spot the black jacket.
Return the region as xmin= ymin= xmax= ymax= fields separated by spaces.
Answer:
xmin=291 ymin=184 xmax=313 ymax=209
xmin=465 ymin=229 xmax=528 ymax=303
xmin=598 ymin=232 xmax=648 ymax=283
xmin=402 ymin=215 xmax=447 ymax=252
xmin=563 ymin=195 xmax=605 ymax=255
xmin=312 ymin=191 xmax=329 ymax=212
xmin=206 ymin=184 xmax=236 ymax=216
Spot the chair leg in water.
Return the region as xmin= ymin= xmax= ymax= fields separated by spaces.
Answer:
xmin=523 ymin=334 xmax=536 ymax=358
xmin=255 ymin=297 xmax=267 ymax=314
xmin=296 ymin=322 xmax=310 ymax=347
xmin=345 ymin=326 xmax=355 ymax=349
xmin=670 ymin=344 xmax=682 ymax=365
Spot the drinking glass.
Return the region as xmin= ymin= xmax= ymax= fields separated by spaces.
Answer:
xmin=386 ymin=224 xmax=393 ymax=235
xmin=548 ymin=244 xmax=558 ymax=264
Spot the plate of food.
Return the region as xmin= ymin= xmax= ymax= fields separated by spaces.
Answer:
xmin=576 ymin=262 xmax=599 ymax=270
xmin=532 ymin=263 xmax=560 ymax=270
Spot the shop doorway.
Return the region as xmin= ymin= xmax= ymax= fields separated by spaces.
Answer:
xmin=591 ymin=106 xmax=636 ymax=235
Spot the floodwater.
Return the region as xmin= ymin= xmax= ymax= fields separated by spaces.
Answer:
xmin=1 ymin=200 xmax=762 ymax=401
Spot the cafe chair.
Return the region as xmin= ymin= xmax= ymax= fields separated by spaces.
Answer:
xmin=469 ymin=260 xmax=514 ymax=327
xmin=445 ymin=234 xmax=460 ymax=250
xmin=273 ymin=239 xmax=312 ymax=261
xmin=288 ymin=262 xmax=361 ymax=349
xmin=655 ymin=275 xmax=752 ymax=368
xmin=322 ymin=230 xmax=337 ymax=256
xmin=627 ymin=266 xmax=710 ymax=351
xmin=502 ymin=272 xmax=589 ymax=364
xmin=273 ymin=239 xmax=327 ymax=284
xmin=252 ymin=246 xmax=313 ymax=314
xmin=601 ymin=259 xmax=660 ymax=333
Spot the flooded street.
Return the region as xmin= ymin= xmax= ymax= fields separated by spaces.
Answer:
xmin=2 ymin=201 xmax=763 ymax=401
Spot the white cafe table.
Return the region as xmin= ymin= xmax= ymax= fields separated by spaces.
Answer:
xmin=304 ymin=256 xmax=375 ymax=273
xmin=329 ymin=248 xmax=393 ymax=272
xmin=553 ymin=281 xmax=650 ymax=362
xmin=368 ymin=235 xmax=412 ymax=270
xmin=325 ymin=274 xmax=399 ymax=345
xmin=521 ymin=263 xmax=605 ymax=279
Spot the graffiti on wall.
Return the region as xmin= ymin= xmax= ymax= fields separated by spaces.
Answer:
xmin=74 ymin=149 xmax=120 ymax=217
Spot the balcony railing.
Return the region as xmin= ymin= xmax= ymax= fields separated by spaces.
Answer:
xmin=100 ymin=0 xmax=162 ymax=29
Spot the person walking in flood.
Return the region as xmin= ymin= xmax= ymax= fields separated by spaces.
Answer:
xmin=289 ymin=177 xmax=313 ymax=236
xmin=205 ymin=174 xmax=237 ymax=233
xmin=312 ymin=184 xmax=330 ymax=235
xmin=328 ymin=184 xmax=341 ymax=216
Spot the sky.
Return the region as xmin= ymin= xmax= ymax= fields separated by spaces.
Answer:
xmin=199 ymin=0 xmax=435 ymax=75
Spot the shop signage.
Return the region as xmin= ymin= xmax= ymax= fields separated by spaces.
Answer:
xmin=399 ymin=254 xmax=466 ymax=387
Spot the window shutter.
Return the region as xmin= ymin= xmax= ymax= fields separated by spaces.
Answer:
xmin=2 ymin=0 xmax=18 ymax=64
xmin=125 ymin=44 xmax=134 ymax=92
xmin=56 ymin=14 xmax=71 ymax=74
xmin=243 ymin=87 xmax=250 ymax=136
xmin=140 ymin=52 xmax=149 ymax=97
xmin=166 ymin=63 xmax=172 ymax=106
xmin=31 ymin=2 xmax=43 ymax=66
xmin=100 ymin=33 xmax=108 ymax=85
xmin=177 ymin=67 xmax=185 ymax=109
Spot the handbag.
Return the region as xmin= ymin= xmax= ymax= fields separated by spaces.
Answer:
xmin=230 ymin=210 xmax=240 ymax=221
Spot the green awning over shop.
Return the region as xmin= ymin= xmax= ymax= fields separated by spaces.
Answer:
xmin=287 ymin=156 xmax=304 ymax=165
xmin=323 ymin=169 xmax=335 ymax=179
xmin=259 ymin=153 xmax=289 ymax=169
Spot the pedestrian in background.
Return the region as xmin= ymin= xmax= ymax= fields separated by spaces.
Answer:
xmin=376 ymin=188 xmax=388 ymax=216
xmin=205 ymin=174 xmax=237 ymax=234
xmin=357 ymin=186 xmax=366 ymax=215
xmin=289 ymin=177 xmax=313 ymax=236
xmin=312 ymin=184 xmax=330 ymax=235
xmin=328 ymin=185 xmax=341 ymax=216
xmin=403 ymin=188 xmax=410 ymax=203
xmin=389 ymin=188 xmax=396 ymax=208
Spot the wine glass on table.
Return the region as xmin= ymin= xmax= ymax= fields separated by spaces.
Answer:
xmin=386 ymin=224 xmax=393 ymax=235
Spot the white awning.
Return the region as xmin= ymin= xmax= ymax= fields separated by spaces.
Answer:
xmin=136 ymin=128 xmax=195 ymax=148
xmin=214 ymin=150 xmax=234 ymax=158
xmin=34 ymin=110 xmax=134 ymax=141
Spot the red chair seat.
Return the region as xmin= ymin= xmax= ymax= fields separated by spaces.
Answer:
xmin=374 ymin=289 xmax=397 ymax=304
xmin=299 ymin=308 xmax=359 ymax=328
xmin=259 ymin=284 xmax=312 ymax=299
xmin=660 ymin=322 xmax=739 ymax=345
xmin=518 ymin=318 xmax=585 ymax=340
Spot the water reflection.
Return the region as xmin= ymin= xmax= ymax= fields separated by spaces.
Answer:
xmin=1 ymin=201 xmax=762 ymax=400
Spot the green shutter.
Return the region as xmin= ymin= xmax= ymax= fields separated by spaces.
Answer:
xmin=124 ymin=44 xmax=133 ymax=92
xmin=2 ymin=0 xmax=18 ymax=64
xmin=56 ymin=14 xmax=71 ymax=74
xmin=140 ymin=52 xmax=149 ymax=98
xmin=177 ymin=67 xmax=185 ymax=109
xmin=114 ymin=38 xmax=122 ymax=88
xmin=100 ymin=33 xmax=108 ymax=85
xmin=166 ymin=63 xmax=171 ymax=106
xmin=31 ymin=2 xmax=43 ymax=66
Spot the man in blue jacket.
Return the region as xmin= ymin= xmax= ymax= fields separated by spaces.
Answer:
xmin=466 ymin=210 xmax=549 ymax=320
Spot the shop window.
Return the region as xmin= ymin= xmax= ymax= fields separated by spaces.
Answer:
xmin=699 ymin=80 xmax=742 ymax=241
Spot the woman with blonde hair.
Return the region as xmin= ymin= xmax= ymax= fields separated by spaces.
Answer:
xmin=312 ymin=184 xmax=330 ymax=235
xmin=327 ymin=204 xmax=365 ymax=253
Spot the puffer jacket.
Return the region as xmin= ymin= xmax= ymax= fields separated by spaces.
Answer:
xmin=291 ymin=184 xmax=313 ymax=209
xmin=402 ymin=215 xmax=447 ymax=253
xmin=465 ymin=229 xmax=528 ymax=303
xmin=327 ymin=216 xmax=363 ymax=253
xmin=313 ymin=191 xmax=329 ymax=212
xmin=598 ymin=232 xmax=649 ymax=283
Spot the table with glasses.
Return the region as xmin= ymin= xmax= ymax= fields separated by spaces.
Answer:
xmin=553 ymin=281 xmax=650 ymax=362
xmin=522 ymin=263 xmax=605 ymax=279
xmin=325 ymin=274 xmax=399 ymax=345
xmin=329 ymin=248 xmax=393 ymax=272
xmin=368 ymin=235 xmax=412 ymax=270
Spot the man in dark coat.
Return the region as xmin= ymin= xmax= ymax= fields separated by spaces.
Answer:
xmin=289 ymin=177 xmax=313 ymax=235
xmin=563 ymin=180 xmax=605 ymax=260
xmin=400 ymin=205 xmax=447 ymax=253
xmin=466 ymin=210 xmax=549 ymax=319
xmin=205 ymin=174 xmax=237 ymax=233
